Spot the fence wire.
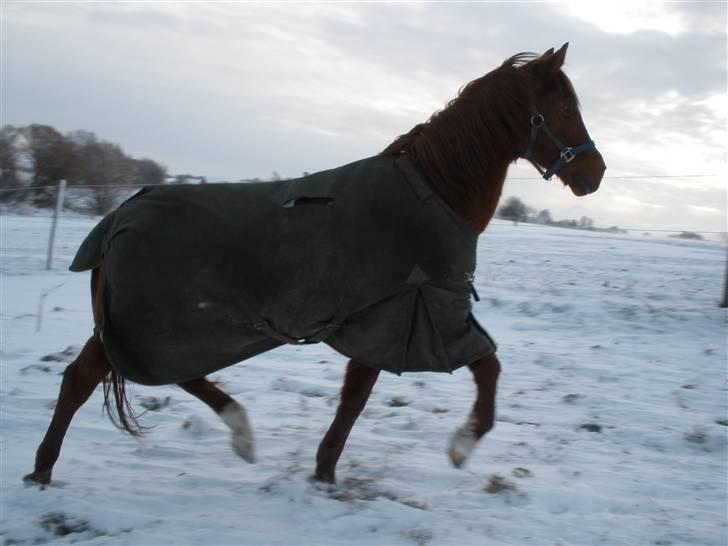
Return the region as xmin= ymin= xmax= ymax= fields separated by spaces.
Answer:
xmin=1 ymin=176 xmax=725 ymax=236
xmin=0 ymin=173 xmax=723 ymax=194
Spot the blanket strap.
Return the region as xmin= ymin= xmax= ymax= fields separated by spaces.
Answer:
xmin=254 ymin=320 xmax=312 ymax=345
xmin=254 ymin=302 xmax=348 ymax=345
xmin=396 ymin=156 xmax=433 ymax=201
xmin=306 ymin=322 xmax=342 ymax=343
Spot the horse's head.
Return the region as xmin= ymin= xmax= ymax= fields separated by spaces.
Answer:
xmin=521 ymin=43 xmax=606 ymax=196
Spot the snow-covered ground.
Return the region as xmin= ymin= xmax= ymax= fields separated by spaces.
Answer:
xmin=1 ymin=212 xmax=726 ymax=546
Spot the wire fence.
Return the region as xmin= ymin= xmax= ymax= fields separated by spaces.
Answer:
xmin=1 ymin=175 xmax=726 ymax=238
xmin=0 ymin=173 xmax=724 ymax=194
xmin=0 ymin=184 xmax=146 ymax=193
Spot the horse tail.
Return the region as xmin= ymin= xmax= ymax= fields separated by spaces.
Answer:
xmin=101 ymin=369 xmax=147 ymax=437
xmin=91 ymin=263 xmax=147 ymax=437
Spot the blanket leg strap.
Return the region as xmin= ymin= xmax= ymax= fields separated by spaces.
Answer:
xmin=254 ymin=320 xmax=310 ymax=345
xmin=254 ymin=313 xmax=344 ymax=345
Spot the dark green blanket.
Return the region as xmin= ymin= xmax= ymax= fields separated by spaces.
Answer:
xmin=71 ymin=155 xmax=496 ymax=385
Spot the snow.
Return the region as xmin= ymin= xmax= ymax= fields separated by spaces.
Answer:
xmin=1 ymin=212 xmax=726 ymax=546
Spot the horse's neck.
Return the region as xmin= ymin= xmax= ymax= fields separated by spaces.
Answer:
xmin=415 ymin=142 xmax=518 ymax=234
xmin=406 ymin=88 xmax=528 ymax=233
xmin=432 ymin=160 xmax=510 ymax=233
xmin=388 ymin=74 xmax=531 ymax=233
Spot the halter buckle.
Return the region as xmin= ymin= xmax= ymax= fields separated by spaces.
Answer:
xmin=561 ymin=147 xmax=575 ymax=163
xmin=530 ymin=114 xmax=544 ymax=128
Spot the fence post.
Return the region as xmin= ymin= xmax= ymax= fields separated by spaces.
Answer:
xmin=45 ymin=179 xmax=67 ymax=270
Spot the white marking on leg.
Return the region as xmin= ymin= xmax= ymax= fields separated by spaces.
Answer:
xmin=448 ymin=413 xmax=479 ymax=468
xmin=220 ymin=401 xmax=255 ymax=463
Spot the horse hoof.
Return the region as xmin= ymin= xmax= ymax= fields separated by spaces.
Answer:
xmin=448 ymin=446 xmax=467 ymax=468
xmin=231 ymin=432 xmax=256 ymax=463
xmin=221 ymin=402 xmax=255 ymax=463
xmin=311 ymin=470 xmax=336 ymax=485
xmin=23 ymin=470 xmax=51 ymax=486
xmin=448 ymin=422 xmax=478 ymax=468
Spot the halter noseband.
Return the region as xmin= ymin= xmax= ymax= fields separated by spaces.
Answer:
xmin=521 ymin=106 xmax=595 ymax=181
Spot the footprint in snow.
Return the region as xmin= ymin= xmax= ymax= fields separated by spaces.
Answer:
xmin=139 ymin=396 xmax=172 ymax=411
xmin=40 ymin=346 xmax=80 ymax=363
xmin=181 ymin=415 xmax=211 ymax=437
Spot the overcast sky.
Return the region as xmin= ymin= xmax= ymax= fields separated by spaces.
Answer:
xmin=2 ymin=1 xmax=726 ymax=235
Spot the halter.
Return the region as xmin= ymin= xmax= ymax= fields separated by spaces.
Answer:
xmin=521 ymin=105 xmax=595 ymax=181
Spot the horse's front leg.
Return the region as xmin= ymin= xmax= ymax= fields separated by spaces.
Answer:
xmin=448 ymin=353 xmax=501 ymax=468
xmin=314 ymin=360 xmax=380 ymax=484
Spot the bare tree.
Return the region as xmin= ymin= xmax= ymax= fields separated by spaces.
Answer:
xmin=579 ymin=216 xmax=593 ymax=229
xmin=74 ymin=141 xmax=136 ymax=214
xmin=0 ymin=126 xmax=20 ymax=198
xmin=24 ymin=125 xmax=75 ymax=205
xmin=497 ymin=196 xmax=529 ymax=223
xmin=134 ymin=158 xmax=167 ymax=186
xmin=534 ymin=209 xmax=552 ymax=225
xmin=5 ymin=124 xmax=170 ymax=213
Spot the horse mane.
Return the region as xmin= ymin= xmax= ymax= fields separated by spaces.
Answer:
xmin=383 ymin=52 xmax=579 ymax=231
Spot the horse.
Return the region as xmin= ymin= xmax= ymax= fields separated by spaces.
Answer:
xmin=24 ymin=43 xmax=605 ymax=487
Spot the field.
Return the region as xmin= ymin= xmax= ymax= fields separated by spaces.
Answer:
xmin=1 ymin=212 xmax=726 ymax=545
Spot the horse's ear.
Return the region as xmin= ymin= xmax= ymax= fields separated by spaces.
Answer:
xmin=531 ymin=42 xmax=569 ymax=82
xmin=552 ymin=42 xmax=568 ymax=69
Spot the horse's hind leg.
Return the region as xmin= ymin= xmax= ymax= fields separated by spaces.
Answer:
xmin=23 ymin=336 xmax=111 ymax=485
xmin=314 ymin=360 xmax=380 ymax=484
xmin=178 ymin=378 xmax=255 ymax=463
xmin=448 ymin=353 xmax=501 ymax=468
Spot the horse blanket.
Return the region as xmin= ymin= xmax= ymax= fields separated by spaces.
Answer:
xmin=70 ymin=154 xmax=496 ymax=385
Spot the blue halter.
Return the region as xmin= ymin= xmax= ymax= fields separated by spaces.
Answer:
xmin=521 ymin=106 xmax=596 ymax=181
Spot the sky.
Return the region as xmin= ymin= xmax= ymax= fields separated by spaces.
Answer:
xmin=1 ymin=1 xmax=726 ymax=236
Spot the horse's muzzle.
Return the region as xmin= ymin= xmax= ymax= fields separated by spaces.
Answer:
xmin=568 ymin=152 xmax=606 ymax=196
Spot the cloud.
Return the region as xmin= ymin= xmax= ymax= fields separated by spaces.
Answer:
xmin=553 ymin=2 xmax=684 ymax=36
xmin=1 ymin=2 xmax=725 ymax=233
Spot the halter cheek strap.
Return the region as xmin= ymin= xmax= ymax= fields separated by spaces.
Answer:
xmin=521 ymin=106 xmax=595 ymax=181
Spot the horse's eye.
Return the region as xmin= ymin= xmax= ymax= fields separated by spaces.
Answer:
xmin=563 ymin=103 xmax=575 ymax=114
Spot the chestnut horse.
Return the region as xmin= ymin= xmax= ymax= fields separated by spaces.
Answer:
xmin=24 ymin=43 xmax=605 ymax=486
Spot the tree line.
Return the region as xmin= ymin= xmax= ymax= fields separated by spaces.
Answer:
xmin=0 ymin=124 xmax=167 ymax=214
xmin=496 ymin=196 xmax=622 ymax=232
xmin=496 ymin=196 xmax=707 ymax=240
